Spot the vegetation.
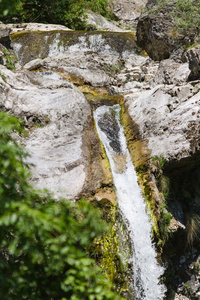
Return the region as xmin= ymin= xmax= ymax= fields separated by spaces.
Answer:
xmin=0 ymin=0 xmax=111 ymax=30
xmin=185 ymin=212 xmax=200 ymax=247
xmin=0 ymin=0 xmax=18 ymax=16
xmin=0 ymin=111 xmax=120 ymax=299
xmin=172 ymin=0 xmax=200 ymax=36
xmin=147 ymin=0 xmax=200 ymax=39
xmin=151 ymin=156 xmax=172 ymax=246
xmin=2 ymin=49 xmax=18 ymax=70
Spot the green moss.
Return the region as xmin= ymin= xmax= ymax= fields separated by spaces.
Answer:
xmin=86 ymin=94 xmax=124 ymax=109
xmin=90 ymin=205 xmax=133 ymax=298
xmin=11 ymin=31 xmax=144 ymax=66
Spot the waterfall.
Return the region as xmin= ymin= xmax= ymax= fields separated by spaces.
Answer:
xmin=94 ymin=105 xmax=166 ymax=300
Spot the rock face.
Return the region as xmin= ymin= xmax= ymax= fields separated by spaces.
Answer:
xmin=125 ymin=83 xmax=200 ymax=161
xmin=0 ymin=65 xmax=112 ymax=199
xmin=109 ymin=0 xmax=148 ymax=28
xmin=136 ymin=8 xmax=174 ymax=61
xmin=152 ymin=59 xmax=190 ymax=85
xmin=11 ymin=30 xmax=157 ymax=95
xmin=86 ymin=12 xmax=124 ymax=31
xmin=0 ymin=23 xmax=11 ymax=48
xmin=11 ymin=31 xmax=138 ymax=65
xmin=0 ymin=66 xmax=89 ymax=199
xmin=136 ymin=1 xmax=198 ymax=61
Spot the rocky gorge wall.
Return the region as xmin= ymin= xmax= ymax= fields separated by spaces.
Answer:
xmin=1 ymin=1 xmax=200 ymax=297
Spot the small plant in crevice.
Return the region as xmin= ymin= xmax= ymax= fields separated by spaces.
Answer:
xmin=151 ymin=155 xmax=172 ymax=246
xmin=152 ymin=155 xmax=166 ymax=171
xmin=157 ymin=205 xmax=172 ymax=247
xmin=151 ymin=155 xmax=170 ymax=199
xmin=104 ymin=61 xmax=125 ymax=76
xmin=193 ymin=85 xmax=200 ymax=95
xmin=2 ymin=49 xmax=18 ymax=70
xmin=193 ymin=261 xmax=200 ymax=274
xmin=0 ymin=71 xmax=7 ymax=83
xmin=185 ymin=211 xmax=200 ymax=248
xmin=184 ymin=282 xmax=191 ymax=291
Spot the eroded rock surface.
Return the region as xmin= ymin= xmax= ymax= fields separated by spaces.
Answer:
xmin=109 ymin=0 xmax=148 ymax=28
xmin=86 ymin=12 xmax=124 ymax=31
xmin=7 ymin=22 xmax=71 ymax=33
xmin=0 ymin=65 xmax=110 ymax=199
xmin=125 ymin=83 xmax=200 ymax=161
xmin=11 ymin=30 xmax=157 ymax=94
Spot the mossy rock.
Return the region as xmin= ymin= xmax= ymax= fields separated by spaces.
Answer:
xmin=86 ymin=93 xmax=124 ymax=109
xmin=11 ymin=30 xmax=143 ymax=66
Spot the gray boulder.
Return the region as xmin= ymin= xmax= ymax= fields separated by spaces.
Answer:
xmin=153 ymin=59 xmax=190 ymax=85
xmin=109 ymin=0 xmax=148 ymax=28
xmin=184 ymin=45 xmax=200 ymax=81
xmin=136 ymin=1 xmax=197 ymax=61
xmin=0 ymin=23 xmax=11 ymax=48
xmin=86 ymin=12 xmax=123 ymax=31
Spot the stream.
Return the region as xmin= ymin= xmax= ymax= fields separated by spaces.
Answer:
xmin=94 ymin=104 xmax=166 ymax=300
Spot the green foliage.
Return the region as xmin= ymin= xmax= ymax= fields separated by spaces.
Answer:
xmin=0 ymin=0 xmax=19 ymax=16
xmin=17 ymin=0 xmax=86 ymax=30
xmin=0 ymin=111 xmax=120 ymax=299
xmin=193 ymin=261 xmax=200 ymax=273
xmin=158 ymin=207 xmax=172 ymax=247
xmin=152 ymin=155 xmax=166 ymax=170
xmin=0 ymin=0 xmax=111 ymax=30
xmin=84 ymin=0 xmax=110 ymax=18
xmin=184 ymin=282 xmax=191 ymax=291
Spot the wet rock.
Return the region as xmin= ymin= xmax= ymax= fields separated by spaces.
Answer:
xmin=11 ymin=31 xmax=138 ymax=66
xmin=165 ymin=251 xmax=200 ymax=300
xmin=98 ymin=110 xmax=122 ymax=154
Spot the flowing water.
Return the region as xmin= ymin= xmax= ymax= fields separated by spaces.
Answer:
xmin=94 ymin=105 xmax=166 ymax=300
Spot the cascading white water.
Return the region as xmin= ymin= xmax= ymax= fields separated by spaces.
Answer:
xmin=94 ymin=105 xmax=166 ymax=300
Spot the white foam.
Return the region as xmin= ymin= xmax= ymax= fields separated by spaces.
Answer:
xmin=94 ymin=105 xmax=166 ymax=300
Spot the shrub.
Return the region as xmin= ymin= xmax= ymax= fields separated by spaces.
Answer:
xmin=0 ymin=0 xmax=111 ymax=30
xmin=0 ymin=111 xmax=120 ymax=299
